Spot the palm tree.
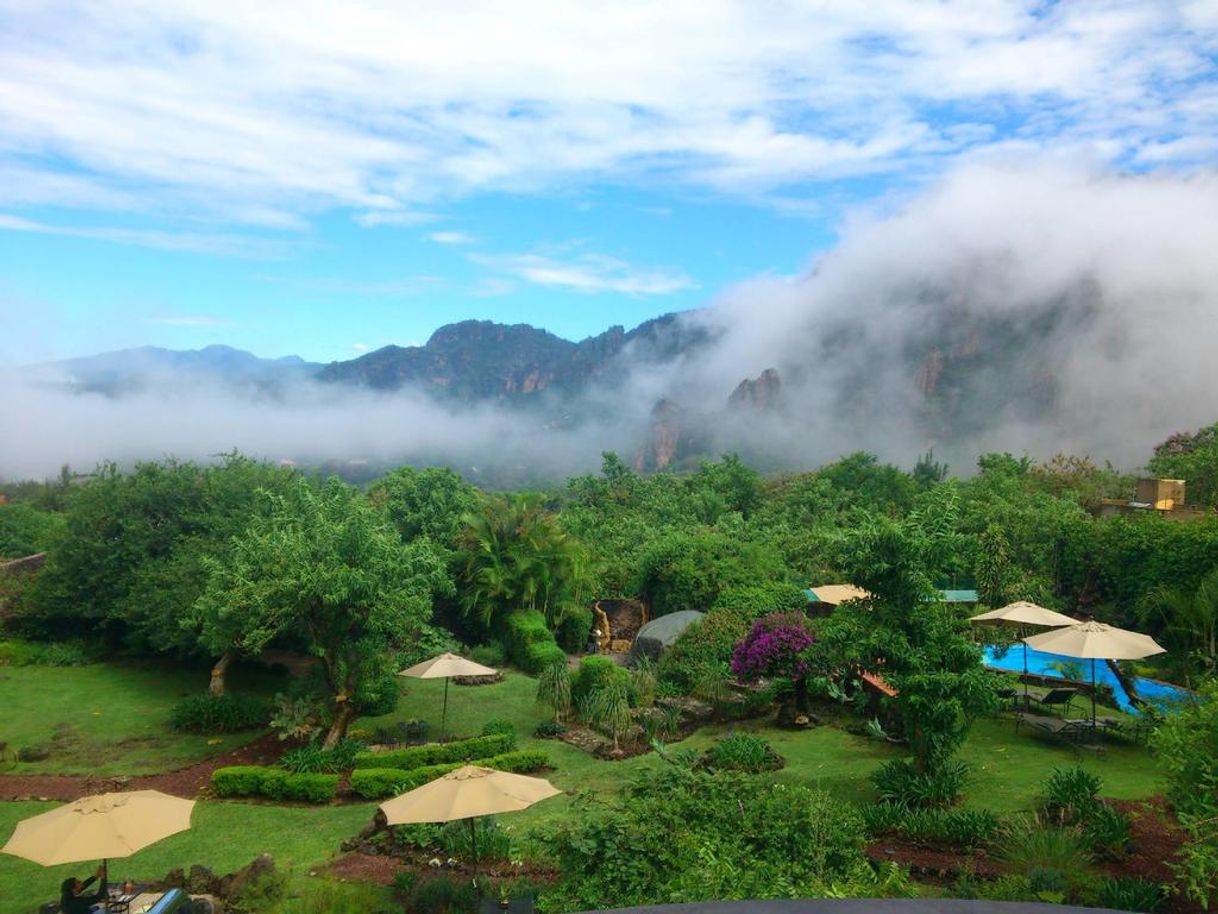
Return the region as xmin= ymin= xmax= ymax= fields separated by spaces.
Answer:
xmin=536 ymin=659 xmax=572 ymax=722
xmin=455 ymin=493 xmax=589 ymax=628
xmin=1139 ymin=569 xmax=1218 ymax=685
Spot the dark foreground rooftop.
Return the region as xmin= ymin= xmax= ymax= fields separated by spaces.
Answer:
xmin=588 ymin=901 xmax=1124 ymax=914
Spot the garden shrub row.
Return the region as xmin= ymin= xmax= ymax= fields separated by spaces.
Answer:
xmin=861 ymin=802 xmax=1001 ymax=850
xmin=211 ymin=766 xmax=339 ymax=803
xmin=499 ymin=609 xmax=566 ymax=674
xmin=353 ymin=731 xmax=514 ymax=770
xmin=349 ymin=749 xmax=551 ymax=799
xmin=169 ymin=692 xmax=271 ymax=734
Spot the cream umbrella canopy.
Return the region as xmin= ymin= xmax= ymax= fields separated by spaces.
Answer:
xmin=398 ymin=652 xmax=498 ymax=738
xmin=1 ymin=790 xmax=195 ymax=867
xmin=380 ymin=765 xmax=561 ymax=873
xmin=1024 ymin=620 xmax=1166 ymax=727
xmin=970 ymin=601 xmax=1078 ymax=707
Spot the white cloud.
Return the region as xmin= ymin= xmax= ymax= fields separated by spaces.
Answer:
xmin=426 ymin=231 xmax=476 ymax=245
xmin=0 ymin=0 xmax=1211 ymax=229
xmin=0 ymin=212 xmax=295 ymax=258
xmin=350 ymin=342 xmax=369 ymax=353
xmin=472 ymin=252 xmax=695 ymax=295
xmin=145 ymin=315 xmax=231 ymax=327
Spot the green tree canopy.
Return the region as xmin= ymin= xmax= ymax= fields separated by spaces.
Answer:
xmin=195 ymin=476 xmax=451 ymax=747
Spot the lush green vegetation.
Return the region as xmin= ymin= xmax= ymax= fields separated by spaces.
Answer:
xmin=3 ymin=423 xmax=1217 ymax=911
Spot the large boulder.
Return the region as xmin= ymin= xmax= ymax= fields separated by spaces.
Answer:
xmin=629 ymin=610 xmax=705 ymax=664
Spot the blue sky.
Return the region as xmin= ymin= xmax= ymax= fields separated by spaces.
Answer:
xmin=1 ymin=0 xmax=1215 ymax=365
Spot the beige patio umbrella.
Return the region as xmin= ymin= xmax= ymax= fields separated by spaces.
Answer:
xmin=1024 ymin=620 xmax=1166 ymax=727
xmin=1 ymin=790 xmax=195 ymax=867
xmin=399 ymin=652 xmax=498 ymax=738
xmin=380 ymin=765 xmax=560 ymax=873
xmin=970 ymin=601 xmax=1078 ymax=707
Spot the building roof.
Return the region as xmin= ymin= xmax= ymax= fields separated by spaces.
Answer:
xmin=803 ymin=584 xmax=870 ymax=605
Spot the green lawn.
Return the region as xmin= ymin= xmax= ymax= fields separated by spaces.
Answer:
xmin=0 ymin=800 xmax=374 ymax=914
xmin=0 ymin=662 xmax=283 ymax=775
xmin=0 ymin=663 xmax=1170 ymax=914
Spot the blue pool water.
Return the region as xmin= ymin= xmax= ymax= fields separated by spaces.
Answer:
xmin=983 ymin=644 xmax=1194 ymax=715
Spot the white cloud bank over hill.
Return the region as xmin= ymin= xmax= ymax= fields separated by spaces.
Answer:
xmin=4 ymin=160 xmax=1217 ymax=480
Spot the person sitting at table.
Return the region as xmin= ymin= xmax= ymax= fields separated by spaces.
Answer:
xmin=60 ymin=864 xmax=108 ymax=914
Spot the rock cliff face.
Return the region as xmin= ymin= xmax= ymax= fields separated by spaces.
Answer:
xmin=316 ymin=313 xmax=712 ymax=405
xmin=728 ymin=368 xmax=782 ymax=411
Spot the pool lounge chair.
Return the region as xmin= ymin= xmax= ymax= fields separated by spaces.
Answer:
xmin=1028 ymin=687 xmax=1079 ymax=716
xmin=1016 ymin=712 xmax=1101 ymax=754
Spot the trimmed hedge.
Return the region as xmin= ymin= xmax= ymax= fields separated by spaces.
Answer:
xmin=554 ymin=605 xmax=594 ymax=652
xmin=499 ymin=610 xmax=567 ymax=674
xmin=349 ymin=750 xmax=551 ymax=800
xmin=211 ymin=766 xmax=338 ymax=803
xmin=353 ymin=732 xmax=513 ymax=771
xmin=571 ymin=655 xmax=633 ymax=708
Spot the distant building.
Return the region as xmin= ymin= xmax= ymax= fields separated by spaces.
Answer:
xmin=1095 ymin=478 xmax=1211 ymax=522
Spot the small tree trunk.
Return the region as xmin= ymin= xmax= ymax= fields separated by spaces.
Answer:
xmin=322 ymin=699 xmax=357 ymax=750
xmin=794 ymin=676 xmax=810 ymax=714
xmin=1105 ymin=659 xmax=1143 ymax=710
xmin=209 ymin=650 xmax=236 ymax=697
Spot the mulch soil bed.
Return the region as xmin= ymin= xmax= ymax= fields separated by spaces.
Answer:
xmin=868 ymin=796 xmax=1205 ymax=914
xmin=0 ymin=733 xmax=282 ymax=801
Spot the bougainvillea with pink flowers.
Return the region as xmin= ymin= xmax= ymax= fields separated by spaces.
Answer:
xmin=731 ymin=612 xmax=817 ymax=711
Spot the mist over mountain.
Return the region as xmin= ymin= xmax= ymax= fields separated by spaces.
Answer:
xmin=4 ymin=162 xmax=1217 ymax=484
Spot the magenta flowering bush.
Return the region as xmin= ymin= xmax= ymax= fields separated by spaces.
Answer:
xmin=730 ymin=612 xmax=817 ymax=682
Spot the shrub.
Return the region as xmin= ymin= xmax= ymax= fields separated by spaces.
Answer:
xmin=554 ymin=605 xmax=594 ymax=652
xmin=703 ymin=732 xmax=780 ymax=773
xmin=499 ymin=610 xmax=566 ymax=674
xmin=440 ymin=816 xmax=512 ymax=863
xmin=536 ymin=659 xmax=573 ymax=722
xmin=658 ymin=609 xmax=750 ymax=693
xmin=1099 ymin=876 xmax=1165 ymax=913
xmin=268 ymin=693 xmax=327 ymax=742
xmin=469 ymin=641 xmax=506 ymax=668
xmin=279 ymin=744 xmax=329 ymax=774
xmin=169 ymin=693 xmax=271 ymax=734
xmin=571 ymin=655 xmax=632 ymax=707
xmin=1043 ymin=765 xmax=1102 ymax=823
xmin=995 ymin=815 xmax=1091 ymax=876
xmin=406 ymin=875 xmax=480 ymax=914
xmin=229 ymin=866 xmax=287 ymax=912
xmin=212 ymin=766 xmax=288 ymax=799
xmin=536 ymin=767 xmax=873 ymax=910
xmin=390 ymin=870 xmax=417 ymax=897
xmin=1083 ymin=802 xmax=1132 ymax=860
xmin=861 ymin=803 xmax=1000 ymax=850
xmin=279 ymin=772 xmax=339 ymax=803
xmin=352 ymin=732 xmax=513 ymax=770
xmin=871 ymin=758 xmax=968 ymax=808
xmin=0 ymin=638 xmax=96 ymax=669
xmin=350 ymin=768 xmax=417 ymax=801
xmin=290 ymin=880 xmax=388 ymax=914
xmin=534 ymin=720 xmax=567 ymax=738
xmin=479 ymin=718 xmax=516 ymax=746
xmin=348 ymin=751 xmax=550 ymax=799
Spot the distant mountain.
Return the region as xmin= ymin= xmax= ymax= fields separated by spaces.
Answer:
xmin=316 ymin=314 xmax=712 ymax=403
xmin=32 ymin=344 xmax=321 ymax=397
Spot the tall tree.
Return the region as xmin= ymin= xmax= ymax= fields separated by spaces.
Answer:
xmin=195 ymin=477 xmax=450 ymax=747
xmin=454 ymin=492 xmax=588 ymax=628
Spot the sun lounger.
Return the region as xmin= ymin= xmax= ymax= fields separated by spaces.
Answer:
xmin=1015 ymin=713 xmax=1102 ymax=754
xmin=1028 ymin=687 xmax=1079 ymax=716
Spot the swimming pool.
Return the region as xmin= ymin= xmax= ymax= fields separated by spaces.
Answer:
xmin=983 ymin=644 xmax=1194 ymax=715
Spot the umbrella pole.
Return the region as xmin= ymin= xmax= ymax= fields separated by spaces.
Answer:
xmin=470 ymin=817 xmax=478 ymax=879
xmin=1091 ymin=658 xmax=1097 ymax=729
xmin=442 ymin=677 xmax=449 ymax=740
xmin=1022 ymin=629 xmax=1030 ymax=710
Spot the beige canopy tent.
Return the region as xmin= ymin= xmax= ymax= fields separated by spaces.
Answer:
xmin=1024 ymin=620 xmax=1166 ymax=727
xmin=380 ymin=765 xmax=561 ymax=872
xmin=398 ymin=652 xmax=498 ymax=738
xmin=970 ymin=601 xmax=1078 ymax=707
xmin=1 ymin=790 xmax=195 ymax=867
